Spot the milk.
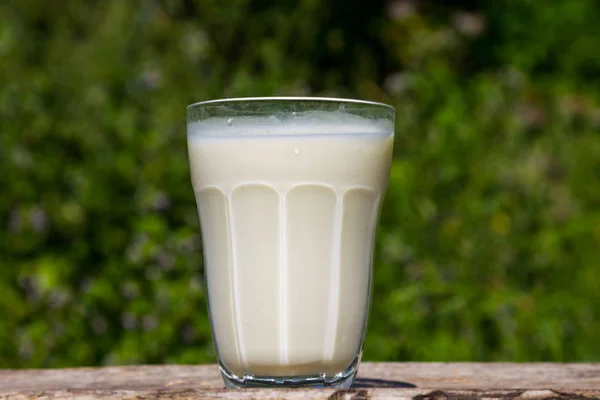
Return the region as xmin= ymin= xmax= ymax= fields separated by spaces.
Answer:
xmin=187 ymin=112 xmax=393 ymax=377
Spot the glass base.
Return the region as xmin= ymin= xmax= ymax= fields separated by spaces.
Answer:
xmin=219 ymin=357 xmax=359 ymax=389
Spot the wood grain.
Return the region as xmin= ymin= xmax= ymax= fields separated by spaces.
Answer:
xmin=0 ymin=363 xmax=598 ymax=399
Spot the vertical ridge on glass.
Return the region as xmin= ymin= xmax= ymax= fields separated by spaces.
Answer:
xmin=226 ymin=193 xmax=247 ymax=371
xmin=279 ymin=191 xmax=289 ymax=365
xmin=324 ymin=193 xmax=344 ymax=362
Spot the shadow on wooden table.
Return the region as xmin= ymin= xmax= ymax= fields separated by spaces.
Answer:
xmin=354 ymin=378 xmax=417 ymax=388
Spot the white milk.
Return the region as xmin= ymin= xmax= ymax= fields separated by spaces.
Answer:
xmin=188 ymin=112 xmax=393 ymax=377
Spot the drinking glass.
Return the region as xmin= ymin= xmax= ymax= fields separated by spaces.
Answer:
xmin=186 ymin=97 xmax=395 ymax=388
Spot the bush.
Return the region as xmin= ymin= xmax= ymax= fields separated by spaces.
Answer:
xmin=0 ymin=0 xmax=598 ymax=367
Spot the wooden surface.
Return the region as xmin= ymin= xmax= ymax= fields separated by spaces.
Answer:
xmin=0 ymin=363 xmax=598 ymax=399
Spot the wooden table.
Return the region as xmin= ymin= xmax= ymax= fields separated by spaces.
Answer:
xmin=0 ymin=363 xmax=598 ymax=399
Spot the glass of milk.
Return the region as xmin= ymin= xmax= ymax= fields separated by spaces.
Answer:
xmin=186 ymin=97 xmax=395 ymax=388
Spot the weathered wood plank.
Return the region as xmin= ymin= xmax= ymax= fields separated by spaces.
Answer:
xmin=0 ymin=363 xmax=598 ymax=399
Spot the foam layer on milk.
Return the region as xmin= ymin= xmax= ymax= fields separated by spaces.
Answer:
xmin=188 ymin=111 xmax=393 ymax=137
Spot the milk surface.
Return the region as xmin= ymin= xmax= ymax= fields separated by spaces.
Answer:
xmin=188 ymin=112 xmax=393 ymax=377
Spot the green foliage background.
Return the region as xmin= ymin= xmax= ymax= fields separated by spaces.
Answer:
xmin=1 ymin=0 xmax=599 ymax=367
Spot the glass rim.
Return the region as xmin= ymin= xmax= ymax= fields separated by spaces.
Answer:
xmin=187 ymin=96 xmax=394 ymax=111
